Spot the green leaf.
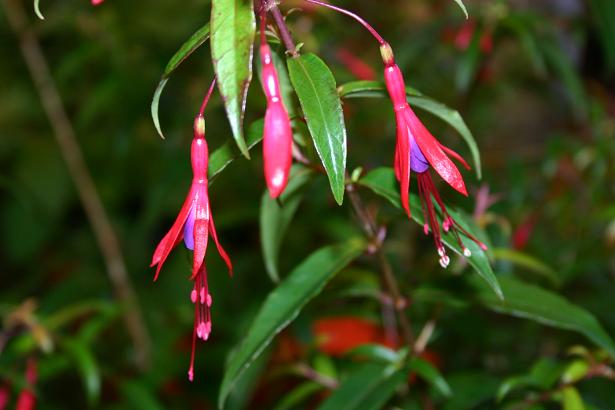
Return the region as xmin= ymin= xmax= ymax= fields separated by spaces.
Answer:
xmin=501 ymin=15 xmax=547 ymax=76
xmin=260 ymin=166 xmax=313 ymax=282
xmin=358 ymin=167 xmax=502 ymax=299
xmin=151 ymin=78 xmax=169 ymax=139
xmin=497 ymin=358 xmax=564 ymax=401
xmin=151 ymin=23 xmax=211 ymax=139
xmin=273 ymin=382 xmax=323 ymax=410
xmin=163 ymin=23 xmax=210 ymax=77
xmin=288 ymin=53 xmax=348 ymax=204
xmin=491 ymin=248 xmax=560 ymax=287
xmin=456 ymin=30 xmax=481 ymax=93
xmin=452 ymin=0 xmax=469 ymax=19
xmin=211 ymin=0 xmax=255 ymax=158
xmin=209 ymin=119 xmax=263 ymax=182
xmin=442 ymin=372 xmax=499 ymax=410
xmin=540 ymin=35 xmax=588 ymax=119
xmin=34 ymin=0 xmax=44 ymax=19
xmin=61 ymin=338 xmax=101 ymax=407
xmin=347 ymin=344 xmax=401 ymax=364
xmin=471 ymin=276 xmax=615 ymax=357
xmin=561 ymin=360 xmax=590 ymax=384
xmin=587 ymin=0 xmax=615 ymax=72
xmin=561 ymin=387 xmax=586 ymax=410
xmin=338 ymin=81 xmax=481 ymax=178
xmin=119 ymin=381 xmax=165 ymax=410
xmin=317 ymin=362 xmax=407 ymax=410
xmin=408 ymin=358 xmax=452 ymax=397
xmin=218 ymin=239 xmax=366 ymax=409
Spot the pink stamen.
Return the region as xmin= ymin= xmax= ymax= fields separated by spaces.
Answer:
xmin=416 ymin=171 xmax=485 ymax=266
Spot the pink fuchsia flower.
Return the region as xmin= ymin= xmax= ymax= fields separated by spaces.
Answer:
xmin=259 ymin=16 xmax=293 ymax=198
xmin=15 ymin=358 xmax=36 ymax=410
xmin=91 ymin=0 xmax=104 ymax=5
xmin=151 ymin=81 xmax=232 ymax=381
xmin=380 ymin=43 xmax=486 ymax=266
xmin=304 ymin=0 xmax=487 ymax=265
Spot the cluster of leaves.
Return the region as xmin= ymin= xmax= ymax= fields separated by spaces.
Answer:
xmin=1 ymin=0 xmax=614 ymax=408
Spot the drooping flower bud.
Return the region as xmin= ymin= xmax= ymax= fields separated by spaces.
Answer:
xmin=260 ymin=17 xmax=293 ymax=198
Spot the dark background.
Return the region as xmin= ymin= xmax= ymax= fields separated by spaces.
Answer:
xmin=0 ymin=0 xmax=614 ymax=408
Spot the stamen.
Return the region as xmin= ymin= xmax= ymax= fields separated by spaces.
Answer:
xmin=416 ymin=171 xmax=485 ymax=265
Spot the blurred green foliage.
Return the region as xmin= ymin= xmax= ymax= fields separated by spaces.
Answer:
xmin=1 ymin=0 xmax=614 ymax=408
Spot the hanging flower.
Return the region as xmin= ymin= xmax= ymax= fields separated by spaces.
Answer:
xmin=260 ymin=16 xmax=293 ymax=198
xmin=151 ymin=82 xmax=232 ymax=381
xmin=380 ymin=43 xmax=487 ymax=266
xmin=15 ymin=358 xmax=36 ymax=410
xmin=303 ymin=1 xmax=487 ymax=265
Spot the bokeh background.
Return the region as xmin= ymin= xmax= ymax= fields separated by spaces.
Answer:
xmin=1 ymin=0 xmax=614 ymax=408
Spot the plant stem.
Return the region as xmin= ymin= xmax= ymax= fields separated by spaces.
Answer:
xmin=347 ymin=184 xmax=414 ymax=348
xmin=3 ymin=0 xmax=151 ymax=370
xmin=269 ymin=0 xmax=412 ymax=349
xmin=261 ymin=0 xmax=299 ymax=57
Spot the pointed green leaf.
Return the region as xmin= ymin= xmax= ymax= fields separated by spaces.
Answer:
xmin=34 ymin=0 xmax=44 ymax=19
xmin=211 ymin=0 xmax=255 ymax=158
xmin=588 ymin=0 xmax=615 ymax=72
xmin=452 ymin=0 xmax=469 ymax=19
xmin=151 ymin=78 xmax=169 ymax=139
xmin=61 ymin=338 xmax=101 ymax=407
xmin=338 ymin=81 xmax=481 ymax=178
xmin=288 ymin=53 xmax=347 ymax=204
xmin=456 ymin=30 xmax=481 ymax=92
xmin=163 ymin=23 xmax=210 ymax=77
xmin=273 ymin=382 xmax=323 ymax=410
xmin=260 ymin=166 xmax=313 ymax=282
xmin=491 ymin=248 xmax=560 ymax=287
xmin=219 ymin=239 xmax=367 ymax=409
xmin=408 ymin=358 xmax=452 ymax=397
xmin=318 ymin=362 xmax=407 ymax=410
xmin=358 ymin=167 xmax=502 ymax=299
xmin=471 ymin=276 xmax=615 ymax=357
xmin=151 ymin=23 xmax=211 ymax=139
xmin=561 ymin=387 xmax=586 ymax=410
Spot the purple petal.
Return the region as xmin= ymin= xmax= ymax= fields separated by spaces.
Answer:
xmin=183 ymin=204 xmax=196 ymax=250
xmin=410 ymin=135 xmax=429 ymax=173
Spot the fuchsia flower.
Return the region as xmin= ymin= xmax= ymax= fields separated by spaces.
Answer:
xmin=306 ymin=0 xmax=487 ymax=266
xmin=380 ymin=43 xmax=487 ymax=267
xmin=260 ymin=16 xmax=293 ymax=198
xmin=151 ymin=81 xmax=232 ymax=381
xmin=15 ymin=359 xmax=36 ymax=410
xmin=91 ymin=0 xmax=104 ymax=5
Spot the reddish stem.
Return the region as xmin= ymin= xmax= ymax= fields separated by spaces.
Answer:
xmin=198 ymin=77 xmax=217 ymax=117
xmin=305 ymin=0 xmax=386 ymax=45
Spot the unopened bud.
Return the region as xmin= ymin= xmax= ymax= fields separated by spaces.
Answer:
xmin=194 ymin=115 xmax=206 ymax=139
xmin=379 ymin=43 xmax=395 ymax=66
